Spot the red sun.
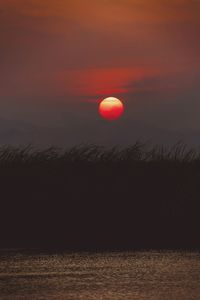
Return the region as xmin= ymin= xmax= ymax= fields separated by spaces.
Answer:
xmin=99 ymin=97 xmax=124 ymax=121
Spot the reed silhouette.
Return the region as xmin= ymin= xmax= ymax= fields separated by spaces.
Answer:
xmin=0 ymin=142 xmax=199 ymax=250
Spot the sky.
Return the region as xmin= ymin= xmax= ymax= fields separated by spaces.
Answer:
xmin=0 ymin=0 xmax=200 ymax=146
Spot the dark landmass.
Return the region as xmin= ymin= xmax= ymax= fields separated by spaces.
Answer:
xmin=0 ymin=143 xmax=199 ymax=251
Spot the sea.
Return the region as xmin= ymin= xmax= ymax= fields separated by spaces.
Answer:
xmin=0 ymin=250 xmax=199 ymax=299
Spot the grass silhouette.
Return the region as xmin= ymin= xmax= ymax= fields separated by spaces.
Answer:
xmin=0 ymin=142 xmax=199 ymax=250
xmin=0 ymin=141 xmax=199 ymax=164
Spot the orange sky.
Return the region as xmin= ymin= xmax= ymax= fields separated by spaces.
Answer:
xmin=0 ymin=0 xmax=200 ymax=139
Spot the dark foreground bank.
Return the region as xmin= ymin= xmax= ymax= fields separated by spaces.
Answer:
xmin=0 ymin=143 xmax=199 ymax=250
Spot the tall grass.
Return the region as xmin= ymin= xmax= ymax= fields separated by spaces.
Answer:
xmin=1 ymin=142 xmax=200 ymax=250
xmin=0 ymin=142 xmax=199 ymax=166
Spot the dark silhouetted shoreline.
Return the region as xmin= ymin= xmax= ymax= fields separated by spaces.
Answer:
xmin=0 ymin=142 xmax=199 ymax=251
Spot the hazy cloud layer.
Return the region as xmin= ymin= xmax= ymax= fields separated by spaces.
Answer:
xmin=0 ymin=0 xmax=200 ymax=145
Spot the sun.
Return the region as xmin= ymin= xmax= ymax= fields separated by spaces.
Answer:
xmin=99 ymin=97 xmax=124 ymax=121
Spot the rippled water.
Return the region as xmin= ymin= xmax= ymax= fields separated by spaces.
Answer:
xmin=0 ymin=250 xmax=199 ymax=299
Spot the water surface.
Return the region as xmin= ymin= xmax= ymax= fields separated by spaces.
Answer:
xmin=0 ymin=251 xmax=199 ymax=299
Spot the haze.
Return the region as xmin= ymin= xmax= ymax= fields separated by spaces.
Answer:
xmin=0 ymin=0 xmax=200 ymax=146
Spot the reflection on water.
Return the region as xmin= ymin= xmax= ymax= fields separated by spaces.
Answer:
xmin=0 ymin=251 xmax=199 ymax=299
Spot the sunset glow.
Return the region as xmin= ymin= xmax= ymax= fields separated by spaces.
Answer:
xmin=99 ymin=97 xmax=124 ymax=121
xmin=0 ymin=2 xmax=200 ymax=282
xmin=0 ymin=0 xmax=199 ymax=141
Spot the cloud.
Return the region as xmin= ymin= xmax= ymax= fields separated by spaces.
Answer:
xmin=0 ymin=0 xmax=199 ymax=144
